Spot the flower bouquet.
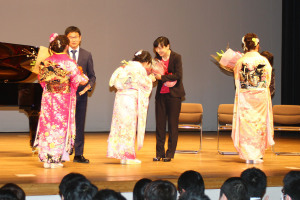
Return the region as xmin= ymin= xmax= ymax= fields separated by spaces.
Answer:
xmin=211 ymin=47 xmax=243 ymax=72
xmin=151 ymin=59 xmax=177 ymax=87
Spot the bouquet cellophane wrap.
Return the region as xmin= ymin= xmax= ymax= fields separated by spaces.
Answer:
xmin=219 ymin=48 xmax=242 ymax=72
xmin=151 ymin=59 xmax=177 ymax=87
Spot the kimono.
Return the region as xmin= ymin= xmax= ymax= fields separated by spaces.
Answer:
xmin=34 ymin=53 xmax=88 ymax=163
xmin=107 ymin=61 xmax=153 ymax=160
xmin=232 ymin=51 xmax=275 ymax=161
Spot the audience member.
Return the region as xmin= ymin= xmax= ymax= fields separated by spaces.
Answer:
xmin=283 ymin=179 xmax=300 ymax=200
xmin=93 ymin=189 xmax=126 ymax=200
xmin=59 ymin=173 xmax=87 ymax=198
xmin=219 ymin=177 xmax=248 ymax=200
xmin=133 ymin=178 xmax=152 ymax=200
xmin=240 ymin=167 xmax=267 ymax=199
xmin=144 ymin=180 xmax=177 ymax=200
xmin=282 ymin=171 xmax=300 ymax=200
xmin=63 ymin=178 xmax=98 ymax=200
xmin=0 ymin=189 xmax=18 ymax=200
xmin=177 ymin=170 xmax=205 ymax=197
xmin=0 ymin=183 xmax=25 ymax=200
xmin=178 ymin=187 xmax=210 ymax=200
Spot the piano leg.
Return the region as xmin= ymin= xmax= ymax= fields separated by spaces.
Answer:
xmin=25 ymin=109 xmax=40 ymax=147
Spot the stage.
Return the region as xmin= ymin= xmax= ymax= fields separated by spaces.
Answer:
xmin=0 ymin=131 xmax=300 ymax=196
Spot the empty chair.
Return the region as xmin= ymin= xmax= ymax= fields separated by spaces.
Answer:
xmin=217 ymin=104 xmax=238 ymax=155
xmin=175 ymin=103 xmax=203 ymax=154
xmin=272 ymin=105 xmax=300 ymax=155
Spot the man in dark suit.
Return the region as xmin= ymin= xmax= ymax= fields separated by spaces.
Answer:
xmin=65 ymin=26 xmax=96 ymax=163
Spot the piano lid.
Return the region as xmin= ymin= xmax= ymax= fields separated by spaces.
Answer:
xmin=0 ymin=42 xmax=39 ymax=83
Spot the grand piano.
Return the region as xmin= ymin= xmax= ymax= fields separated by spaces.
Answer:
xmin=0 ymin=42 xmax=43 ymax=147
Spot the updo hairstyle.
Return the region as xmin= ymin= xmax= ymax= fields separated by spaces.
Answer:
xmin=49 ymin=35 xmax=70 ymax=53
xmin=132 ymin=50 xmax=152 ymax=64
xmin=242 ymin=33 xmax=259 ymax=52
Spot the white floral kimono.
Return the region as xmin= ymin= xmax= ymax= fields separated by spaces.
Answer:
xmin=232 ymin=51 xmax=274 ymax=161
xmin=107 ymin=61 xmax=153 ymax=159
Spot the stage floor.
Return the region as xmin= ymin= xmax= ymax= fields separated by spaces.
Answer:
xmin=0 ymin=131 xmax=300 ymax=196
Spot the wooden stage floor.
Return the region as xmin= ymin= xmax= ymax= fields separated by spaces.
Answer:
xmin=0 ymin=131 xmax=300 ymax=196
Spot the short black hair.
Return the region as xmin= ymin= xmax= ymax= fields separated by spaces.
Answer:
xmin=1 ymin=183 xmax=25 ymax=200
xmin=220 ymin=177 xmax=248 ymax=200
xmin=59 ymin=173 xmax=87 ymax=197
xmin=63 ymin=177 xmax=98 ymax=200
xmin=178 ymin=188 xmax=210 ymax=200
xmin=93 ymin=189 xmax=126 ymax=200
xmin=144 ymin=180 xmax=177 ymax=200
xmin=284 ymin=179 xmax=300 ymax=200
xmin=133 ymin=178 xmax=152 ymax=200
xmin=240 ymin=167 xmax=267 ymax=198
xmin=178 ymin=170 xmax=205 ymax=195
xmin=65 ymin=26 xmax=81 ymax=36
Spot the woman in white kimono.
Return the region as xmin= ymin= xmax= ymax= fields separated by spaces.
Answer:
xmin=107 ymin=50 xmax=155 ymax=164
xmin=232 ymin=33 xmax=275 ymax=164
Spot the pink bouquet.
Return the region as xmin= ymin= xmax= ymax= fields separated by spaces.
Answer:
xmin=151 ymin=59 xmax=177 ymax=87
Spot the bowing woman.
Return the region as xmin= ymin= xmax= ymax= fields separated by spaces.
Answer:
xmin=107 ymin=50 xmax=155 ymax=164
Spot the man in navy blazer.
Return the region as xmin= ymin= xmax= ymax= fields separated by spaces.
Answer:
xmin=65 ymin=26 xmax=96 ymax=163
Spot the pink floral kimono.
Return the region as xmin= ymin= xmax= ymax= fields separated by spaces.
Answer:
xmin=232 ymin=51 xmax=274 ymax=161
xmin=107 ymin=61 xmax=153 ymax=160
xmin=34 ymin=53 xmax=88 ymax=163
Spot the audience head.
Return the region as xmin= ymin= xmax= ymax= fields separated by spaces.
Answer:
xmin=260 ymin=51 xmax=273 ymax=66
xmin=241 ymin=33 xmax=259 ymax=53
xmin=178 ymin=187 xmax=210 ymax=200
xmin=240 ymin=167 xmax=267 ymax=199
xmin=0 ymin=189 xmax=18 ymax=200
xmin=144 ymin=180 xmax=177 ymax=200
xmin=59 ymin=173 xmax=87 ymax=197
xmin=63 ymin=178 xmax=98 ymax=200
xmin=0 ymin=183 xmax=25 ymax=200
xmin=132 ymin=50 xmax=152 ymax=65
xmin=93 ymin=189 xmax=126 ymax=200
xmin=133 ymin=178 xmax=152 ymax=200
xmin=283 ymin=171 xmax=300 ymax=200
xmin=219 ymin=177 xmax=248 ymax=200
xmin=49 ymin=33 xmax=70 ymax=54
xmin=178 ymin=170 xmax=205 ymax=196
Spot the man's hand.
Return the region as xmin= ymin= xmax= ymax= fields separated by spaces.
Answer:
xmin=79 ymin=84 xmax=91 ymax=96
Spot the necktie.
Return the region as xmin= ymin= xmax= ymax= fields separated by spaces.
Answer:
xmin=71 ymin=50 xmax=77 ymax=61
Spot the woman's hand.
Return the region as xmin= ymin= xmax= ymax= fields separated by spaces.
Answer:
xmin=155 ymin=74 xmax=161 ymax=80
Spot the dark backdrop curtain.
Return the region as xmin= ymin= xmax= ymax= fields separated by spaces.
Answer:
xmin=281 ymin=0 xmax=300 ymax=105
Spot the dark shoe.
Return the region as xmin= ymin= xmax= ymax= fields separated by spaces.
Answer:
xmin=163 ymin=157 xmax=172 ymax=162
xmin=73 ymin=155 xmax=89 ymax=163
xmin=153 ymin=157 xmax=162 ymax=161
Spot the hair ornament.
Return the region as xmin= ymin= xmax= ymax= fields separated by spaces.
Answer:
xmin=57 ymin=40 xmax=61 ymax=48
xmin=135 ymin=50 xmax=143 ymax=56
xmin=252 ymin=38 xmax=259 ymax=46
xmin=241 ymin=36 xmax=247 ymax=51
xmin=49 ymin=33 xmax=58 ymax=43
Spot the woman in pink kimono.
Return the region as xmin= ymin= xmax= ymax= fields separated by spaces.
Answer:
xmin=34 ymin=34 xmax=88 ymax=168
xmin=107 ymin=50 xmax=155 ymax=164
xmin=232 ymin=33 xmax=274 ymax=164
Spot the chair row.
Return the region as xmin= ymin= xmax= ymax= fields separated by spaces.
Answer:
xmin=175 ymin=103 xmax=300 ymax=155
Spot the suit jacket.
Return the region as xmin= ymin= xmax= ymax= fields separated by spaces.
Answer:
xmin=155 ymin=51 xmax=185 ymax=99
xmin=76 ymin=48 xmax=96 ymax=92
